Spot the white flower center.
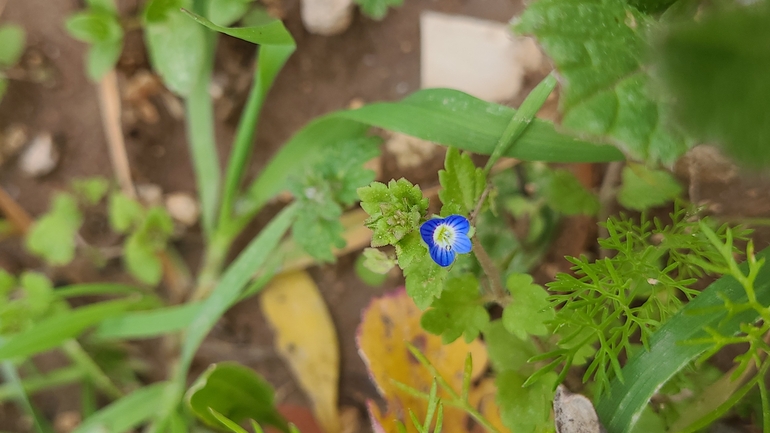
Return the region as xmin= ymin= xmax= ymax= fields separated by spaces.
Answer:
xmin=433 ymin=224 xmax=455 ymax=250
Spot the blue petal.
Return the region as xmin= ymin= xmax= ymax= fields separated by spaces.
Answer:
xmin=429 ymin=245 xmax=456 ymax=267
xmin=452 ymin=234 xmax=472 ymax=254
xmin=444 ymin=215 xmax=470 ymax=234
xmin=420 ymin=219 xmax=442 ymax=246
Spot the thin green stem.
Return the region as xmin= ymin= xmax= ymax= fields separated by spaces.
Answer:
xmin=61 ymin=339 xmax=122 ymax=399
xmin=0 ymin=364 xmax=83 ymax=402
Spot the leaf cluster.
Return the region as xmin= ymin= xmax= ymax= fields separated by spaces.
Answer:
xmin=289 ymin=137 xmax=380 ymax=263
xmin=64 ymin=0 xmax=123 ymax=81
xmin=534 ymin=206 xmax=751 ymax=395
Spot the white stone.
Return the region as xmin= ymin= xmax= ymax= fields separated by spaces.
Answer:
xmin=420 ymin=11 xmax=544 ymax=102
xmin=137 ymin=183 xmax=164 ymax=207
xmin=18 ymin=133 xmax=58 ymax=177
xmin=165 ymin=192 xmax=200 ymax=227
xmin=300 ymin=0 xmax=353 ymax=35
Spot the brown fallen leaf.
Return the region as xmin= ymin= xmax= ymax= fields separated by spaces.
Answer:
xmin=357 ymin=288 xmax=489 ymax=433
xmin=261 ymin=271 xmax=340 ymax=433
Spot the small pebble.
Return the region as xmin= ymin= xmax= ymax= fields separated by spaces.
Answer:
xmin=165 ymin=192 xmax=200 ymax=227
xmin=137 ymin=183 xmax=163 ymax=206
xmin=18 ymin=133 xmax=58 ymax=177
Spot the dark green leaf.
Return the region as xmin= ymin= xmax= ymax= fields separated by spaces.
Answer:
xmin=501 ymin=273 xmax=554 ymax=340
xmin=421 ymin=274 xmax=489 ymax=343
xmin=536 ymin=168 xmax=599 ymax=216
xmin=438 ymin=148 xmax=485 ymax=217
xmin=144 ymin=0 xmax=183 ymax=23
xmin=617 ymin=164 xmax=682 ymax=211
xmin=0 ymin=25 xmax=26 ymax=67
xmin=26 ymin=194 xmax=83 ymax=266
xmin=516 ymin=0 xmax=692 ymax=164
xmin=655 ymin=3 xmax=770 ymax=168
xmin=182 ymin=9 xmax=295 ymax=46
xmin=397 ymin=232 xmax=448 ymax=310
xmin=291 ymin=211 xmax=345 ymax=263
xmin=186 ymin=362 xmax=288 ymax=431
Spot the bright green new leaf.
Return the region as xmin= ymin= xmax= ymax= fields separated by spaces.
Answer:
xmin=209 ymin=408 xmax=250 ymax=433
xmin=182 ymin=9 xmax=295 ymax=46
xmin=359 ymin=179 xmax=428 ymax=247
xmin=292 ymin=211 xmax=345 ymax=263
xmin=144 ymin=0 xmax=183 ymax=23
xmin=86 ymin=0 xmax=118 ymax=12
xmin=438 ymin=148 xmax=485 ymax=217
xmin=71 ymin=177 xmax=110 ymax=205
xmin=536 ymin=168 xmax=599 ymax=216
xmin=124 ymin=233 xmax=163 ymax=285
xmin=496 ymin=370 xmax=556 ymax=433
xmin=515 ymin=0 xmax=692 ymax=164
xmin=19 ymin=272 xmax=54 ymax=318
xmin=145 ymin=8 xmax=206 ymax=96
xmin=0 ymin=25 xmax=25 ymax=67
xmin=0 ymin=297 xmax=141 ymax=360
xmin=420 ymin=274 xmax=489 ymax=343
xmin=617 ymin=164 xmax=682 ymax=211
xmin=207 ymin=0 xmax=251 ymax=26
xmin=655 ymin=3 xmax=770 ymax=168
xmin=186 ymin=362 xmax=288 ymax=431
xmin=355 ymin=253 xmax=388 ymax=287
xmin=65 ymin=11 xmax=122 ymax=44
xmin=355 ymin=0 xmax=403 ymax=20
xmin=72 ymin=382 xmax=167 ymax=433
xmin=362 ymin=247 xmax=396 ymax=275
xmin=108 ymin=192 xmax=144 ymax=233
xmin=0 ymin=270 xmax=15 ymax=295
xmin=86 ymin=39 xmax=122 ymax=81
xmin=26 ymin=193 xmax=83 ymax=266
xmin=396 ymin=232 xmax=448 ymax=310
xmin=483 ymin=320 xmax=539 ymax=374
xmin=502 ymin=273 xmax=554 ymax=340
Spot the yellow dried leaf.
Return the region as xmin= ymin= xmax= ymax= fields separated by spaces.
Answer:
xmin=261 ymin=271 xmax=340 ymax=433
xmin=357 ymin=288 xmax=488 ymax=433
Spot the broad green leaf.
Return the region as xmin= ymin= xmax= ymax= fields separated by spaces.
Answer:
xmin=438 ymin=148 xmax=485 ymax=217
xmin=617 ymin=164 xmax=682 ymax=211
xmin=0 ymin=25 xmax=25 ymax=67
xmin=502 ymin=273 xmax=554 ymax=340
xmin=72 ymin=382 xmax=167 ymax=433
xmin=358 ymin=179 xmax=428 ymax=248
xmin=207 ymin=0 xmax=251 ymax=26
xmin=0 ymin=297 xmax=141 ymax=360
xmin=145 ymin=8 xmax=206 ymax=96
xmin=71 ymin=177 xmax=110 ymax=205
xmin=483 ymin=320 xmax=539 ymax=374
xmin=515 ymin=0 xmax=692 ymax=164
xmin=496 ymin=371 xmax=556 ymax=433
xmin=86 ymin=39 xmax=122 ymax=81
xmin=209 ymin=408 xmax=250 ymax=433
xmin=151 ymin=204 xmax=297 ymax=431
xmin=536 ymin=168 xmax=599 ymax=216
xmin=595 ymin=247 xmax=770 ymax=433
xmin=26 ymin=193 xmax=83 ymax=266
xmin=19 ymin=272 xmax=54 ymax=318
xmin=655 ymin=3 xmax=770 ymax=168
xmin=108 ymin=192 xmax=144 ymax=233
xmin=355 ymin=0 xmax=403 ymax=20
xmin=186 ymin=362 xmax=288 ymax=431
xmin=124 ymin=233 xmax=163 ymax=285
xmin=397 ymin=232 xmax=448 ymax=310
xmin=182 ymin=9 xmax=295 ymax=46
xmin=65 ymin=11 xmax=122 ymax=44
xmin=421 ymin=274 xmax=489 ymax=343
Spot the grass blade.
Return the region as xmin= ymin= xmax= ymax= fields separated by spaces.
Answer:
xmin=0 ymin=361 xmax=54 ymax=433
xmin=595 ymin=246 xmax=770 ymax=433
xmin=72 ymin=382 xmax=167 ymax=433
xmin=0 ymin=364 xmax=83 ymax=402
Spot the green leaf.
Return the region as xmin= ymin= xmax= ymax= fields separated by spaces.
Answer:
xmin=397 ymin=232 xmax=449 ymax=310
xmin=291 ymin=211 xmax=345 ymax=263
xmin=496 ymin=370 xmax=555 ymax=433
xmin=0 ymin=297 xmax=141 ymax=360
xmin=19 ymin=272 xmax=54 ymax=318
xmin=72 ymin=382 xmax=167 ymax=433
xmin=361 ymin=247 xmax=396 ymax=275
xmin=536 ymin=168 xmax=600 ymax=216
xmin=515 ymin=0 xmax=692 ymax=164
xmin=655 ymin=2 xmax=770 ymax=168
xmin=124 ymin=233 xmax=163 ymax=285
xmin=65 ymin=11 xmax=122 ymax=44
xmin=26 ymin=193 xmax=83 ymax=266
xmin=182 ymin=9 xmax=295 ymax=46
xmin=86 ymin=0 xmax=118 ymax=12
xmin=145 ymin=8 xmax=207 ymax=96
xmin=207 ymin=0 xmax=251 ymax=26
xmin=617 ymin=164 xmax=682 ymax=211
xmin=502 ymin=273 xmax=554 ymax=340
xmin=144 ymin=0 xmax=183 ymax=23
xmin=95 ymin=301 xmax=202 ymax=339
xmin=0 ymin=77 xmax=7 ymax=101
xmin=151 ymin=204 xmax=297 ymax=431
xmin=483 ymin=320 xmax=539 ymax=374
xmin=595 ymin=247 xmax=770 ymax=433
xmin=438 ymin=148 xmax=485 ymax=217
xmin=71 ymin=177 xmax=110 ymax=205
xmin=355 ymin=253 xmax=388 ymax=287
xmin=359 ymin=179 xmax=428 ymax=248
xmin=186 ymin=362 xmax=288 ymax=431
xmin=86 ymin=39 xmax=122 ymax=81
xmin=354 ymin=0 xmax=403 ymax=20
xmin=209 ymin=408 xmax=250 ymax=433
xmin=0 ymin=25 xmax=26 ymax=67
xmin=108 ymin=192 xmax=145 ymax=233
xmin=421 ymin=274 xmax=489 ymax=343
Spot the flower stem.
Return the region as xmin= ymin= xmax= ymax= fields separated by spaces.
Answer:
xmin=471 ymin=237 xmax=507 ymax=304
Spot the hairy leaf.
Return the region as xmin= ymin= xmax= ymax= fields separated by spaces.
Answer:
xmin=438 ymin=148 xmax=485 ymax=217
xmin=421 ymin=274 xmax=489 ymax=343
xmin=358 ymin=179 xmax=428 ymax=248
xmin=502 ymin=273 xmax=554 ymax=340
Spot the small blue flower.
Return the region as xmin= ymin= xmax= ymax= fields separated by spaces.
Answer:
xmin=420 ymin=214 xmax=472 ymax=267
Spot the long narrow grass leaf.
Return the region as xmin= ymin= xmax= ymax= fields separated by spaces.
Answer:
xmin=0 ymin=361 xmax=53 ymax=433
xmin=72 ymin=382 xmax=167 ymax=433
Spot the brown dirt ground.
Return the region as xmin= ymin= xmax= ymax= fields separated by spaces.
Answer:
xmin=1 ymin=0 xmax=770 ymax=431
